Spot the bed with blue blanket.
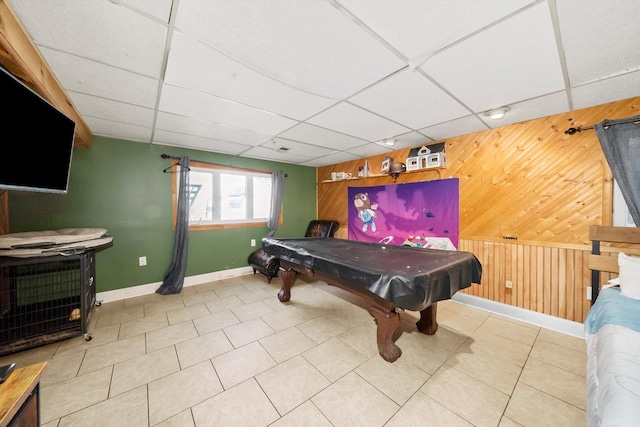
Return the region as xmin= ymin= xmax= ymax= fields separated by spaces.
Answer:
xmin=585 ymin=225 xmax=640 ymax=426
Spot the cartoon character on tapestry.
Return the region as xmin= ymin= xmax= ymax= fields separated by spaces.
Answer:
xmin=353 ymin=192 xmax=378 ymax=232
xmin=347 ymin=178 xmax=460 ymax=250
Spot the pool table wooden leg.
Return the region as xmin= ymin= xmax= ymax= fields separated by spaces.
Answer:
xmin=416 ymin=302 xmax=438 ymax=335
xmin=277 ymin=268 xmax=297 ymax=302
xmin=370 ymin=306 xmax=402 ymax=363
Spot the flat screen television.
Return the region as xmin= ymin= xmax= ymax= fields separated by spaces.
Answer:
xmin=1 ymin=65 xmax=76 ymax=194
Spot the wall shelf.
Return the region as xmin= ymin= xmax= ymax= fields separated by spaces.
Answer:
xmin=321 ymin=174 xmax=384 ymax=184
xmin=319 ymin=168 xmax=445 ymax=184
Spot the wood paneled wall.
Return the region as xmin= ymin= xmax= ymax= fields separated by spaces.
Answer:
xmin=317 ymin=96 xmax=640 ymax=323
xmin=459 ymin=238 xmax=589 ymax=322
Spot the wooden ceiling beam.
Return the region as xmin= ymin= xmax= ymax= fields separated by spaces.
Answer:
xmin=0 ymin=0 xmax=91 ymax=148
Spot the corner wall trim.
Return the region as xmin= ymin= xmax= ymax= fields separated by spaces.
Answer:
xmin=452 ymin=293 xmax=585 ymax=339
xmin=96 ymin=266 xmax=254 ymax=303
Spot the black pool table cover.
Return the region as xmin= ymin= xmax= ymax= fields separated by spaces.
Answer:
xmin=262 ymin=237 xmax=482 ymax=312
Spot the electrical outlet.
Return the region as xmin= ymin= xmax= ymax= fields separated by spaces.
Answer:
xmin=587 ymin=287 xmax=592 ymax=300
xmin=251 ymin=239 xmax=256 ymax=247
xmin=139 ymin=256 xmax=147 ymax=267
xmin=505 ymin=280 xmax=513 ymax=289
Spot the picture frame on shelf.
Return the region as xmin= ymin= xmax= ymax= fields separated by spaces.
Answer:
xmin=381 ymin=156 xmax=393 ymax=175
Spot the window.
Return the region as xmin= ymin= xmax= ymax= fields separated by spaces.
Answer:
xmin=174 ymin=161 xmax=273 ymax=230
xmin=613 ymin=179 xmax=637 ymax=227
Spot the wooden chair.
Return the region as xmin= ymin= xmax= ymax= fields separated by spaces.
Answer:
xmin=248 ymin=220 xmax=339 ymax=283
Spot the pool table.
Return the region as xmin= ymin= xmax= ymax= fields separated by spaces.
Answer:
xmin=261 ymin=237 xmax=482 ymax=363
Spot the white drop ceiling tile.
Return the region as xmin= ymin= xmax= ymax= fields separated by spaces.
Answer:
xmin=300 ymin=152 xmax=361 ymax=168
xmin=241 ymin=147 xmax=311 ymax=164
xmin=371 ymin=139 xmax=404 ymax=151
xmin=337 ymin=0 xmax=535 ymax=61
xmin=263 ymin=139 xmax=337 ymax=158
xmin=371 ymin=137 xmax=428 ymax=153
xmin=349 ymin=69 xmax=470 ymax=129
xmin=557 ymin=0 xmax=640 ymax=86
xmin=418 ymin=116 xmax=489 ymax=141
xmin=67 ymin=92 xmax=155 ymax=128
xmin=278 ymin=123 xmax=368 ymax=151
xmin=389 ymin=131 xmax=435 ymax=149
xmin=164 ymin=33 xmax=335 ymax=121
xmin=11 ymin=0 xmax=166 ymax=78
xmin=85 ymin=117 xmax=152 ymax=143
xmin=153 ymin=130 xmax=251 ymax=155
xmin=155 ymin=112 xmax=271 ymax=147
xmin=119 ymin=0 xmax=173 ymax=23
xmin=10 ymin=0 xmax=638 ymax=170
xmin=159 ymin=85 xmax=297 ymax=136
xmin=175 ymin=0 xmax=406 ymax=99
xmin=571 ymin=72 xmax=640 ymax=111
xmin=39 ymin=47 xmax=159 ymax=108
xmin=478 ymin=91 xmax=570 ymax=128
xmin=423 ymin=2 xmax=564 ymax=112
xmin=307 ymin=103 xmax=411 ymax=142
xmin=345 ymin=143 xmax=394 ymax=158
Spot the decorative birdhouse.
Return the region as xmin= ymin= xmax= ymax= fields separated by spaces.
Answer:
xmin=426 ymin=152 xmax=446 ymax=168
xmin=406 ymin=146 xmax=431 ymax=171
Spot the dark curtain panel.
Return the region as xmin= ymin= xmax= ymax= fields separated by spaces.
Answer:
xmin=595 ymin=115 xmax=640 ymax=226
xmin=157 ymin=156 xmax=190 ymax=295
xmin=265 ymin=170 xmax=285 ymax=237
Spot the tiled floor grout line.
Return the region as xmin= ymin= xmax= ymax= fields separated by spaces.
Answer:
xmin=1 ymin=276 xmax=587 ymax=426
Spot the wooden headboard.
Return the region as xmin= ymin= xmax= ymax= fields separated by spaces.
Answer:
xmin=589 ymin=225 xmax=640 ymax=304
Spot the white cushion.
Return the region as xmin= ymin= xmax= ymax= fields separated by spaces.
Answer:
xmin=618 ymin=252 xmax=640 ymax=300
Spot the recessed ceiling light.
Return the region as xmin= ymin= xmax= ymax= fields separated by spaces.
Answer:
xmin=384 ymin=139 xmax=396 ymax=146
xmin=485 ymin=107 xmax=511 ymax=120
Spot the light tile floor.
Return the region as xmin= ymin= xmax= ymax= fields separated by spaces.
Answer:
xmin=0 ymin=273 xmax=587 ymax=426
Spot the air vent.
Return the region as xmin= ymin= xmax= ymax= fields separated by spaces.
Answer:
xmin=278 ymin=147 xmax=290 ymax=152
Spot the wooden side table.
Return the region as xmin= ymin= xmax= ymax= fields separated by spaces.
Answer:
xmin=0 ymin=362 xmax=46 ymax=426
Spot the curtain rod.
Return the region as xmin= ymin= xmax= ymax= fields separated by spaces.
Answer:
xmin=564 ymin=116 xmax=640 ymax=135
xmin=161 ymin=153 xmax=287 ymax=177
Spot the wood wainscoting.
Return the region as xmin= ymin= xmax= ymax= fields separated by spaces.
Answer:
xmin=459 ymin=238 xmax=591 ymax=323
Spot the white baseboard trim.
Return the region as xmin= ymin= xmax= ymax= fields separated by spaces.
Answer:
xmin=96 ymin=267 xmax=585 ymax=339
xmin=452 ymin=293 xmax=585 ymax=339
xmin=96 ymin=266 xmax=254 ymax=303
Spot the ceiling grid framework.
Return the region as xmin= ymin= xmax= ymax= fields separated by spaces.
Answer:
xmin=7 ymin=0 xmax=640 ymax=167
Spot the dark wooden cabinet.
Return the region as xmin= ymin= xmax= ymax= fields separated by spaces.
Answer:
xmin=0 ymin=362 xmax=46 ymax=426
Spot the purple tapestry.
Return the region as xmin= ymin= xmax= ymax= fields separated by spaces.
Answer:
xmin=348 ymin=178 xmax=460 ymax=250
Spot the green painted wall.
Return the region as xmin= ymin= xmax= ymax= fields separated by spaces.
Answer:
xmin=8 ymin=136 xmax=317 ymax=292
